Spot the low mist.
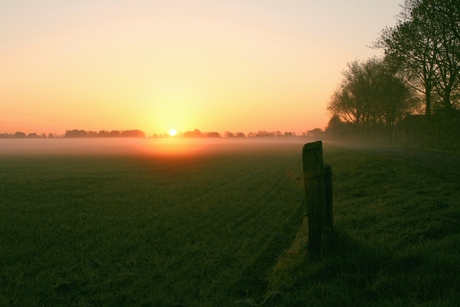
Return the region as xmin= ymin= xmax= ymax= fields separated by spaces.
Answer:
xmin=0 ymin=137 xmax=313 ymax=157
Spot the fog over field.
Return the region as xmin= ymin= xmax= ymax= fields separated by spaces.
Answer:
xmin=0 ymin=137 xmax=312 ymax=156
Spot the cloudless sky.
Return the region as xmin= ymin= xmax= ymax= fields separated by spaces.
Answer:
xmin=1 ymin=0 xmax=403 ymax=136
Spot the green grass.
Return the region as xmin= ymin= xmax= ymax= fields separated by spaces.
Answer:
xmin=265 ymin=144 xmax=460 ymax=306
xmin=0 ymin=142 xmax=305 ymax=306
xmin=1 ymin=140 xmax=460 ymax=306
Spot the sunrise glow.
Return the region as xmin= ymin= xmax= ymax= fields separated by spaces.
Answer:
xmin=1 ymin=1 xmax=402 ymax=136
xmin=169 ymin=129 xmax=177 ymax=137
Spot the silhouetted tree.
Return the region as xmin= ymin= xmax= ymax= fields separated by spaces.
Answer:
xmin=325 ymin=114 xmax=354 ymax=140
xmin=412 ymin=0 xmax=460 ymax=111
xmin=184 ymin=129 xmax=202 ymax=138
xmin=377 ymin=20 xmax=437 ymax=119
xmin=307 ymin=128 xmax=324 ymax=139
xmin=120 ymin=130 xmax=146 ymax=137
xmin=205 ymin=132 xmax=220 ymax=138
xmin=87 ymin=131 xmax=98 ymax=137
xmin=328 ymin=58 xmax=379 ymax=135
xmin=255 ymin=130 xmax=275 ymax=137
xmin=64 ymin=130 xmax=88 ymax=138
xmin=108 ymin=130 xmax=120 ymax=137
xmin=0 ymin=133 xmax=13 ymax=138
xmin=13 ymin=132 xmax=27 ymax=138
xmin=328 ymin=57 xmax=419 ymax=138
xmin=376 ymin=0 xmax=460 ymax=117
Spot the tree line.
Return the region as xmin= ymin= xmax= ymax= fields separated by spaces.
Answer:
xmin=0 ymin=130 xmax=146 ymax=138
xmin=1 ymin=129 xmax=304 ymax=139
xmin=64 ymin=129 xmax=146 ymax=138
xmin=153 ymin=129 xmax=300 ymax=138
xmin=326 ymin=0 xmax=460 ymax=150
xmin=0 ymin=132 xmax=57 ymax=138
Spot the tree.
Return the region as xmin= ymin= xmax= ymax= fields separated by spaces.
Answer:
xmin=108 ymin=130 xmax=120 ymax=137
xmin=0 ymin=133 xmax=12 ymax=138
xmin=120 ymin=130 xmax=146 ymax=137
xmin=13 ymin=132 xmax=27 ymax=138
xmin=64 ymin=130 xmax=88 ymax=138
xmin=205 ymin=132 xmax=221 ymax=138
xmin=375 ymin=0 xmax=460 ymax=116
xmin=87 ymin=131 xmax=98 ymax=137
xmin=306 ymin=128 xmax=324 ymax=139
xmin=328 ymin=58 xmax=381 ymax=135
xmin=415 ymin=0 xmax=460 ymax=111
xmin=325 ymin=114 xmax=353 ymax=140
xmin=375 ymin=58 xmax=421 ymax=137
xmin=184 ymin=129 xmax=202 ymax=138
xmin=98 ymin=130 xmax=110 ymax=137
xmin=328 ymin=57 xmax=419 ymax=139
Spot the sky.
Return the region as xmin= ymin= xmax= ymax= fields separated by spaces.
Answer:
xmin=1 ymin=0 xmax=403 ymax=136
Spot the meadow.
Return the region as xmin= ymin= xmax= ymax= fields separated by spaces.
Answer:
xmin=1 ymin=139 xmax=459 ymax=306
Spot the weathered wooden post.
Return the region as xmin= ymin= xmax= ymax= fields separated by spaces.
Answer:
xmin=302 ymin=141 xmax=333 ymax=257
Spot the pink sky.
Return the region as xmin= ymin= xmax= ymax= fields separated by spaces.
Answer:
xmin=1 ymin=1 xmax=403 ymax=136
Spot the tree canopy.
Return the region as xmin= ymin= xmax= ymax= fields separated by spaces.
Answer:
xmin=327 ymin=0 xmax=460 ymax=149
xmin=327 ymin=57 xmax=420 ymax=139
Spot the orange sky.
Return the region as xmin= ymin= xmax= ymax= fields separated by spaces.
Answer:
xmin=1 ymin=1 xmax=403 ymax=136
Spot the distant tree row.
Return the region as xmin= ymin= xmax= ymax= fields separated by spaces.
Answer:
xmin=326 ymin=0 xmax=460 ymax=149
xmin=151 ymin=129 xmax=220 ymax=138
xmin=151 ymin=129 xmax=299 ymax=138
xmin=0 ymin=130 xmax=146 ymax=138
xmin=1 ymin=129 xmax=309 ymax=140
xmin=223 ymin=131 xmax=246 ymax=138
xmin=0 ymin=132 xmax=57 ymax=138
xmin=64 ymin=129 xmax=146 ymax=138
xmin=247 ymin=130 xmax=297 ymax=137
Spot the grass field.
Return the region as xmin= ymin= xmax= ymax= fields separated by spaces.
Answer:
xmin=1 ymin=139 xmax=460 ymax=306
xmin=269 ymin=144 xmax=460 ymax=306
xmin=0 ymin=139 xmax=305 ymax=306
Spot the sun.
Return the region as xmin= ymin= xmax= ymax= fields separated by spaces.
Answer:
xmin=169 ymin=129 xmax=177 ymax=137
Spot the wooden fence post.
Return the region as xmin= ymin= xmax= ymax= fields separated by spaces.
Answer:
xmin=302 ymin=141 xmax=333 ymax=257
